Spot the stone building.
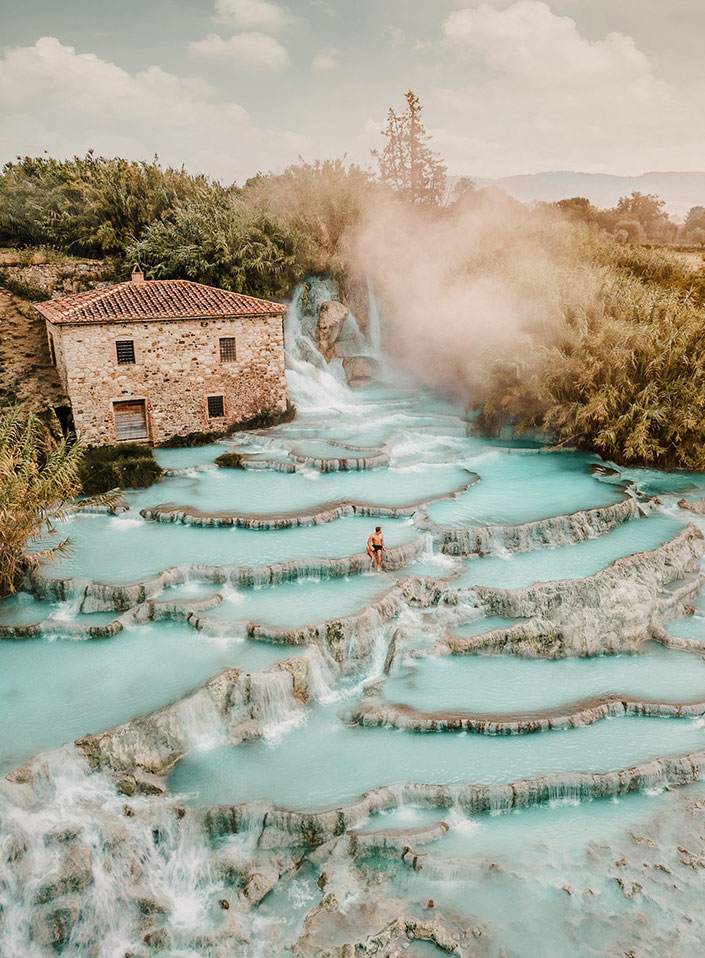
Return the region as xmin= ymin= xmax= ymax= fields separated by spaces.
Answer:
xmin=35 ymin=266 xmax=289 ymax=445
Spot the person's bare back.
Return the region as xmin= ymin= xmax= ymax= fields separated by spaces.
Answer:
xmin=367 ymin=526 xmax=385 ymax=571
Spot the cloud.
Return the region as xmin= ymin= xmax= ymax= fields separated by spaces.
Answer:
xmin=382 ymin=25 xmax=406 ymax=48
xmin=442 ymin=1 xmax=653 ymax=90
xmin=0 ymin=37 xmax=306 ymax=181
xmin=213 ymin=0 xmax=289 ymax=31
xmin=189 ymin=32 xmax=289 ymax=73
xmin=311 ymin=48 xmax=340 ymax=71
xmin=434 ymin=1 xmax=693 ymax=176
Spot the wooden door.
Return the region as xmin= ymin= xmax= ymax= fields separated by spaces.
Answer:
xmin=113 ymin=400 xmax=148 ymax=441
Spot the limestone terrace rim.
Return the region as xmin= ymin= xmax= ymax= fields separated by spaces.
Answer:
xmin=34 ymin=277 xmax=288 ymax=325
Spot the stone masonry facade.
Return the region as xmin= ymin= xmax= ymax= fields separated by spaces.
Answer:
xmin=45 ymin=313 xmax=289 ymax=445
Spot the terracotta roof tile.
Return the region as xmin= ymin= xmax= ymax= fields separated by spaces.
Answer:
xmin=35 ymin=279 xmax=287 ymax=325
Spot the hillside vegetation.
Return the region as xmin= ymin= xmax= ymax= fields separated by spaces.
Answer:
xmin=1 ymin=92 xmax=705 ymax=470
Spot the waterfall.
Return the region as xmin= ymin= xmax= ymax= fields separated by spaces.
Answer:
xmin=284 ymin=281 xmax=354 ymax=412
xmin=249 ymin=671 xmax=304 ymax=744
xmin=366 ymin=278 xmax=382 ymax=358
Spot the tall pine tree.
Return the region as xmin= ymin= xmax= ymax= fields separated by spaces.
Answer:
xmin=372 ymin=91 xmax=447 ymax=207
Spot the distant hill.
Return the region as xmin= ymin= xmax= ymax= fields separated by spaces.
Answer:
xmin=466 ymin=172 xmax=705 ymax=218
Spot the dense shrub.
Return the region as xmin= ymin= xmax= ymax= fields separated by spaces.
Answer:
xmin=78 ymin=444 xmax=163 ymax=494
xmin=476 ymin=241 xmax=705 ymax=470
xmin=0 ymin=154 xmax=214 ymax=256
xmin=158 ymin=431 xmax=222 ymax=449
xmin=214 ymin=452 xmax=245 ymax=469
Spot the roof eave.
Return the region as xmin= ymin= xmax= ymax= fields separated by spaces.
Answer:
xmin=37 ymin=309 xmax=287 ymax=326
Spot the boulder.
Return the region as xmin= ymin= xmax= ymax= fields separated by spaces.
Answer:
xmin=317 ymin=302 xmax=349 ymax=360
xmin=32 ymin=894 xmax=82 ymax=950
xmin=34 ymin=843 xmax=93 ymax=904
xmin=342 ymin=356 xmax=379 ymax=386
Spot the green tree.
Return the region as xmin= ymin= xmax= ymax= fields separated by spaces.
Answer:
xmin=613 ymin=191 xmax=669 ymax=238
xmin=243 ymin=158 xmax=373 ymax=283
xmin=0 ymin=153 xmax=214 ymax=256
xmin=128 ymin=193 xmax=298 ymax=299
xmin=0 ymin=407 xmax=114 ymax=597
xmin=372 ymin=91 xmax=447 ymax=206
xmin=684 ymin=205 xmax=705 ymax=233
xmin=554 ymin=197 xmax=598 ymax=225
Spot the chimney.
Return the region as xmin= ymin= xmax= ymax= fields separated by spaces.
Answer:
xmin=131 ymin=263 xmax=145 ymax=284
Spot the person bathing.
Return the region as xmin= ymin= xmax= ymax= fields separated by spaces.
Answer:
xmin=367 ymin=526 xmax=385 ymax=572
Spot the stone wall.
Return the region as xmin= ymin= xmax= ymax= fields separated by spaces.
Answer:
xmin=47 ymin=314 xmax=289 ymax=445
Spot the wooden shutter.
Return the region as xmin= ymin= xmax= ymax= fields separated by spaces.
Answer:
xmin=113 ymin=400 xmax=148 ymax=440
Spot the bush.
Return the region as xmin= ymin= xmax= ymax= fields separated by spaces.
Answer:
xmin=158 ymin=430 xmax=222 ymax=448
xmin=79 ymin=443 xmax=163 ymax=494
xmin=214 ymin=452 xmax=245 ymax=469
xmin=227 ymin=401 xmax=297 ymax=433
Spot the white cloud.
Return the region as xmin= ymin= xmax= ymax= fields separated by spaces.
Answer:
xmin=382 ymin=25 xmax=406 ymax=48
xmin=214 ymin=0 xmax=289 ymax=31
xmin=0 ymin=37 xmax=306 ymax=181
xmin=442 ymin=1 xmax=654 ymax=90
xmin=311 ymin=48 xmax=340 ymax=71
xmin=434 ymin=1 xmax=697 ymax=176
xmin=190 ymin=32 xmax=289 ymax=73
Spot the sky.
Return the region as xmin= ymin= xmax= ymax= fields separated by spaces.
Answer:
xmin=1 ymin=0 xmax=705 ymax=184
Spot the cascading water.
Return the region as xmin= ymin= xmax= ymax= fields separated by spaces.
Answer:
xmin=7 ymin=325 xmax=705 ymax=956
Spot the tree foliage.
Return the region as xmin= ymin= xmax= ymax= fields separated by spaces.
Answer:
xmin=0 ymin=407 xmax=116 ymax=597
xmin=127 ymin=193 xmax=299 ymax=299
xmin=476 ymin=230 xmax=705 ymax=469
xmin=372 ymin=91 xmax=447 ymax=207
xmin=0 ymin=153 xmax=214 ymax=256
xmin=243 ymin=158 xmax=373 ymax=283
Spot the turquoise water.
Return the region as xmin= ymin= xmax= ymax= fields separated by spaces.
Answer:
xmin=384 ymin=645 xmax=705 ymax=714
xmin=34 ymin=514 xmax=420 ymax=583
xmin=426 ymin=450 xmax=624 ymax=526
xmin=130 ymin=462 xmax=472 ymax=513
xmin=0 ymin=621 xmax=296 ymax=773
xmin=454 ymin=514 xmax=684 ymax=589
xmin=169 ymin=709 xmax=705 ymax=810
xmin=205 ymin=574 xmax=394 ymax=628
xmin=6 ymin=376 xmax=705 ymax=955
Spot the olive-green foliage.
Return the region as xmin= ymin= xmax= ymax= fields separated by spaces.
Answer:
xmin=477 ymin=227 xmax=705 ymax=469
xmin=158 ymin=430 xmax=223 ymax=448
xmin=230 ymin=401 xmax=297 ymax=432
xmin=0 ymin=154 xmax=214 ymax=256
xmin=0 ymin=406 xmax=117 ymax=597
xmin=243 ymin=159 xmax=373 ymax=287
xmin=78 ymin=444 xmax=163 ymax=495
xmin=214 ymin=452 xmax=245 ymax=469
xmin=128 ymin=193 xmax=298 ymax=299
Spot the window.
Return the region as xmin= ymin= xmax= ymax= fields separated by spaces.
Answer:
xmin=116 ymin=340 xmax=135 ymax=364
xmin=207 ymin=395 xmax=225 ymax=418
xmin=219 ymin=337 xmax=237 ymax=362
xmin=47 ymin=334 xmax=56 ymax=366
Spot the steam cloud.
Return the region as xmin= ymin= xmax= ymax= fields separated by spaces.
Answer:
xmin=353 ymin=190 xmax=589 ymax=402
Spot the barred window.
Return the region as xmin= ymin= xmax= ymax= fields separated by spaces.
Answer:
xmin=116 ymin=340 xmax=135 ymax=364
xmin=207 ymin=395 xmax=225 ymax=418
xmin=219 ymin=337 xmax=237 ymax=362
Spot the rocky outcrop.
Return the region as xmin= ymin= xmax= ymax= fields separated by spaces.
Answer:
xmin=342 ymin=355 xmax=380 ymax=386
xmin=293 ymin=894 xmax=481 ymax=957
xmin=346 ymin=692 xmax=705 ymax=735
xmin=205 ymin=746 xmax=705 ymax=847
xmin=462 ymin=525 xmax=705 ymax=657
xmin=316 ymin=301 xmax=350 ymax=360
xmin=29 ymin=538 xmax=425 ymax=612
xmin=425 ymin=496 xmax=641 ymax=557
